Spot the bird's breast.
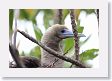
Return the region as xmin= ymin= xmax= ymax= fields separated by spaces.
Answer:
xmin=41 ymin=41 xmax=64 ymax=68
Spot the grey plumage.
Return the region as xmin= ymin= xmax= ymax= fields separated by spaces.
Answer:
xmin=41 ymin=24 xmax=74 ymax=68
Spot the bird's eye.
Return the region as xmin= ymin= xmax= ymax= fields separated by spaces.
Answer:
xmin=61 ymin=29 xmax=66 ymax=33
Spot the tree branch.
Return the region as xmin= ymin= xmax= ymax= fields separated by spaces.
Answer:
xmin=13 ymin=9 xmax=19 ymax=48
xmin=70 ymin=9 xmax=80 ymax=61
xmin=9 ymin=9 xmax=25 ymax=68
xmin=17 ymin=29 xmax=87 ymax=68
xmin=96 ymin=9 xmax=99 ymax=27
xmin=54 ymin=9 xmax=63 ymax=24
xmin=9 ymin=43 xmax=25 ymax=68
xmin=13 ymin=19 xmax=17 ymax=47
xmin=58 ymin=9 xmax=63 ymax=24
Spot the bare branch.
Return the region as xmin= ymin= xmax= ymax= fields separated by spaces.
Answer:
xmin=96 ymin=9 xmax=99 ymax=26
xmin=13 ymin=9 xmax=19 ymax=48
xmin=70 ymin=9 xmax=80 ymax=61
xmin=58 ymin=9 xmax=63 ymax=24
xmin=13 ymin=18 xmax=17 ymax=48
xmin=17 ymin=29 xmax=87 ymax=68
xmin=51 ymin=58 xmax=59 ymax=67
xmin=54 ymin=9 xmax=63 ymax=24
xmin=50 ymin=47 xmax=72 ymax=67
xmin=9 ymin=9 xmax=25 ymax=68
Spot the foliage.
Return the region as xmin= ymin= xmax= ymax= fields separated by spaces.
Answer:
xmin=29 ymin=46 xmax=41 ymax=59
xmin=9 ymin=9 xmax=99 ymax=67
xmin=74 ymin=9 xmax=81 ymax=21
xmin=33 ymin=25 xmax=43 ymax=41
xmin=9 ymin=9 xmax=14 ymax=32
xmin=63 ymin=9 xmax=69 ymax=23
xmin=80 ymin=49 xmax=99 ymax=62
xmin=63 ymin=38 xmax=74 ymax=53
xmin=77 ymin=20 xmax=84 ymax=33
xmin=43 ymin=9 xmax=54 ymax=29
xmin=9 ymin=9 xmax=14 ymax=39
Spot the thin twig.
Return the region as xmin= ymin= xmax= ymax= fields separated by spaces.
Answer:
xmin=54 ymin=9 xmax=63 ymax=24
xmin=48 ymin=47 xmax=71 ymax=67
xmin=70 ymin=9 xmax=80 ymax=61
xmin=64 ymin=47 xmax=72 ymax=55
xmin=50 ymin=58 xmax=59 ymax=67
xmin=50 ymin=47 xmax=72 ymax=67
xmin=13 ymin=18 xmax=17 ymax=48
xmin=13 ymin=9 xmax=19 ymax=48
xmin=96 ymin=9 xmax=99 ymax=27
xmin=17 ymin=29 xmax=87 ymax=68
xmin=58 ymin=9 xmax=63 ymax=24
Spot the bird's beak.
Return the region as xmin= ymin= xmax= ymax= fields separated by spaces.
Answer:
xmin=78 ymin=33 xmax=86 ymax=37
xmin=62 ymin=29 xmax=86 ymax=38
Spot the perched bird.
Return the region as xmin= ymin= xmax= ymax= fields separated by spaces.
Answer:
xmin=41 ymin=24 xmax=85 ymax=68
xmin=9 ymin=24 xmax=85 ymax=68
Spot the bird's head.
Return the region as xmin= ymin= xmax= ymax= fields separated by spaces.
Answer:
xmin=44 ymin=24 xmax=85 ymax=41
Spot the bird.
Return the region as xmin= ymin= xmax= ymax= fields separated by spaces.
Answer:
xmin=41 ymin=24 xmax=85 ymax=68
xmin=9 ymin=24 xmax=85 ymax=68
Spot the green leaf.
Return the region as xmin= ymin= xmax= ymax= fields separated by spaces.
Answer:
xmin=63 ymin=38 xmax=74 ymax=53
xmin=33 ymin=25 xmax=43 ymax=41
xmin=77 ymin=20 xmax=84 ymax=33
xmin=29 ymin=10 xmax=40 ymax=20
xmin=77 ymin=20 xmax=80 ymax=27
xmin=31 ymin=10 xmax=40 ymax=25
xmin=32 ymin=19 xmax=37 ymax=25
xmin=63 ymin=9 xmax=69 ymax=21
xmin=9 ymin=9 xmax=14 ymax=33
xmin=78 ymin=26 xmax=84 ymax=33
xmin=44 ymin=14 xmax=50 ymax=29
xmin=74 ymin=9 xmax=81 ymax=21
xmin=9 ymin=9 xmax=14 ymax=41
xmin=43 ymin=9 xmax=54 ymax=29
xmin=29 ymin=46 xmax=41 ymax=58
xmin=19 ymin=9 xmax=40 ymax=24
xmin=19 ymin=9 xmax=30 ymax=20
xmin=80 ymin=49 xmax=99 ymax=61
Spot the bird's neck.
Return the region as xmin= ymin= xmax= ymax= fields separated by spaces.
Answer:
xmin=46 ymin=39 xmax=61 ymax=51
xmin=41 ymin=36 xmax=64 ymax=68
xmin=42 ymin=36 xmax=61 ymax=50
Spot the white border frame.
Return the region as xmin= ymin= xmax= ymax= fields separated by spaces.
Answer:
xmin=0 ymin=0 xmax=108 ymax=77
